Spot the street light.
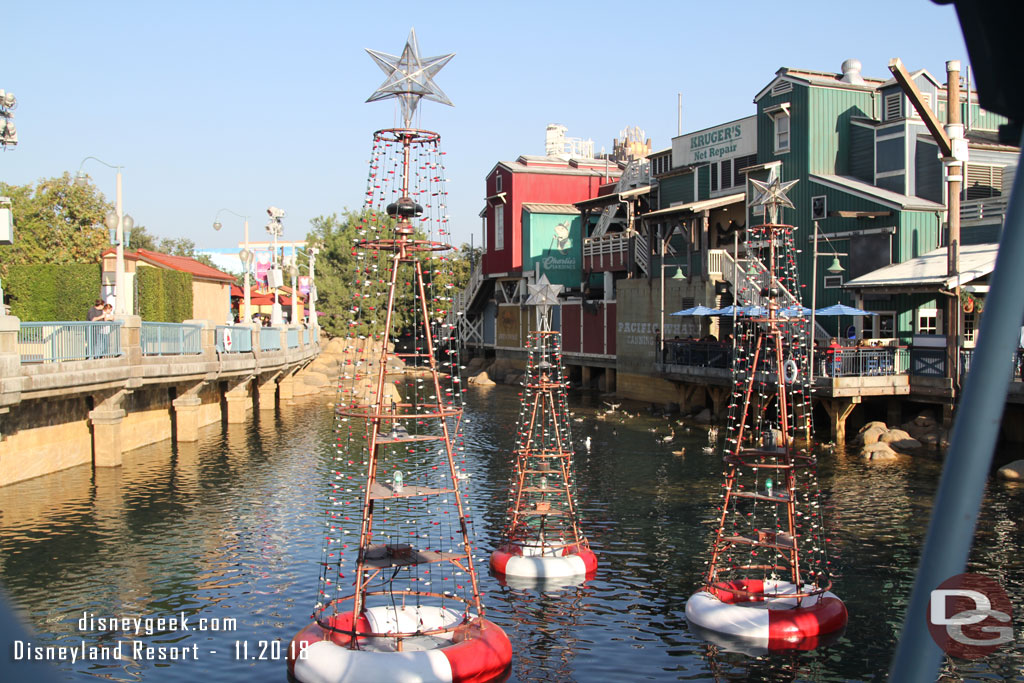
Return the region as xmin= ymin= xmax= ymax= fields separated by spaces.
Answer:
xmin=265 ymin=206 xmax=285 ymax=325
xmin=214 ymin=209 xmax=251 ymax=323
xmin=75 ymin=157 xmax=133 ymax=315
xmin=287 ymin=244 xmax=320 ymax=329
xmin=658 ymin=225 xmax=686 ymax=360
xmin=809 ymin=220 xmax=848 ymax=382
xmin=0 ymin=89 xmax=17 ymax=148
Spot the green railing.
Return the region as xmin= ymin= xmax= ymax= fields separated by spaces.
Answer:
xmin=18 ymin=321 xmax=123 ymax=363
xmin=259 ymin=326 xmax=281 ymax=351
xmin=215 ymin=325 xmax=254 ymax=353
xmin=141 ymin=322 xmax=202 ymax=356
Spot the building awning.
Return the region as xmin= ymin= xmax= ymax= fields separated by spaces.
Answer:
xmin=844 ymin=242 xmax=998 ymax=291
xmin=810 ymin=173 xmax=946 ymax=212
xmin=573 ymin=185 xmax=651 ymax=210
xmin=641 ymin=192 xmax=746 ymax=219
xmin=522 ymin=203 xmax=579 ymax=214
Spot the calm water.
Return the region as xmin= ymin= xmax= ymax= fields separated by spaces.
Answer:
xmin=1 ymin=386 xmax=1023 ymax=682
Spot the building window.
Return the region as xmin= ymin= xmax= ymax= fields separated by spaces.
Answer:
xmin=710 ymin=163 xmax=719 ymax=192
xmin=963 ymin=310 xmax=978 ymax=345
xmin=884 ymin=92 xmax=902 ymax=121
xmin=909 ymin=92 xmax=932 ymax=119
xmin=494 ymin=207 xmax=504 ymax=251
xmin=823 ymin=275 xmax=843 ymax=289
xmin=495 ymin=173 xmax=502 ymax=192
xmin=721 ymin=159 xmax=733 ymax=190
xmin=772 ymin=111 xmax=790 ymax=153
xmin=966 ymin=164 xmax=1004 ymax=200
xmin=878 ymin=312 xmax=895 ymax=338
xmin=917 ymin=308 xmax=939 ymax=335
xmin=733 ymin=154 xmax=757 ymax=186
xmin=811 ymin=195 xmax=827 ymax=220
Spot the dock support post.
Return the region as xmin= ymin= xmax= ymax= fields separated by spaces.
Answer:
xmin=224 ymin=378 xmax=252 ymax=424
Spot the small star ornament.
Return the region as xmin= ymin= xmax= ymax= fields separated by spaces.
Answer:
xmin=526 ymin=274 xmax=563 ymax=331
xmin=750 ymin=176 xmax=799 ymax=224
xmin=366 ymin=28 xmax=454 ymax=127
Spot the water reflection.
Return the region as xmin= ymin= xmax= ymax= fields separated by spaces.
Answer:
xmin=0 ymin=388 xmax=1021 ymax=681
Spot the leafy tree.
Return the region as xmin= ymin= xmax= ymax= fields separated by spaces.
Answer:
xmin=0 ymin=173 xmax=111 ymax=278
xmin=305 ymin=211 xmax=479 ymax=338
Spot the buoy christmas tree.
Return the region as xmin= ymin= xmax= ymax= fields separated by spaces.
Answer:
xmin=288 ymin=29 xmax=511 ymax=683
xmin=685 ymin=175 xmax=847 ymax=651
xmin=490 ymin=275 xmax=596 ymax=583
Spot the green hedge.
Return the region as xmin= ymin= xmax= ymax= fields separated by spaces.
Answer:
xmin=137 ymin=267 xmax=193 ymax=322
xmin=6 ymin=263 xmax=101 ymax=321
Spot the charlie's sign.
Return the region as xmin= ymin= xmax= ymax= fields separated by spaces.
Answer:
xmin=674 ymin=116 xmax=756 ymax=167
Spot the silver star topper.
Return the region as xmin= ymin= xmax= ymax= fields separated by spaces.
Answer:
xmin=526 ymin=274 xmax=563 ymax=331
xmin=750 ymin=176 xmax=798 ymax=224
xmin=366 ymin=28 xmax=454 ymax=127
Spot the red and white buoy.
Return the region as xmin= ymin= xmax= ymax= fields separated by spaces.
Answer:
xmin=686 ymin=176 xmax=846 ymax=650
xmin=289 ymin=29 xmax=511 ymax=683
xmin=490 ymin=325 xmax=596 ymax=584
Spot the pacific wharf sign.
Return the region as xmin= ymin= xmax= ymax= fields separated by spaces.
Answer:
xmin=673 ymin=116 xmax=756 ymax=167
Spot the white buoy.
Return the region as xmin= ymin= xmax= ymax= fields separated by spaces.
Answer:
xmin=584 ymin=436 xmax=592 ymax=451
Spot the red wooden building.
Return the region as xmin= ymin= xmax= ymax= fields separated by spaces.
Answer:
xmin=482 ymin=155 xmax=620 ymax=277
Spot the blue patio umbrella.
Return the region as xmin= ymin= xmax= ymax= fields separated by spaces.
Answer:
xmin=670 ymin=305 xmax=718 ymax=316
xmin=814 ymin=303 xmax=877 ymax=340
xmin=779 ymin=305 xmax=813 ymax=318
xmin=814 ymin=304 xmax=876 ymax=317
xmin=711 ymin=304 xmax=767 ymax=316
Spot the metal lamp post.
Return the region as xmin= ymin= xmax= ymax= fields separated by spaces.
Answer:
xmin=308 ymin=244 xmax=319 ymax=329
xmin=214 ymin=209 xmax=251 ymax=323
xmin=285 ymin=250 xmax=299 ymax=324
xmin=75 ymin=157 xmax=133 ymax=315
xmin=809 ymin=220 xmax=847 ymax=382
xmin=265 ymin=207 xmax=285 ymax=325
xmin=658 ymin=225 xmax=686 ymax=360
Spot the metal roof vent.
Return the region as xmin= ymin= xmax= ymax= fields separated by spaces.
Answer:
xmin=840 ymin=59 xmax=865 ymax=85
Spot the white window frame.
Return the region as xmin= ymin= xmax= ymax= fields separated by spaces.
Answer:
xmin=917 ymin=307 xmax=939 ymax=335
xmin=823 ymin=275 xmax=844 ymax=289
xmin=876 ymin=311 xmax=896 ymax=339
xmin=494 ymin=206 xmax=504 ymax=251
xmin=764 ymin=103 xmax=791 ymax=155
xmin=495 ymin=173 xmax=502 ymax=193
xmin=963 ymin=310 xmax=978 ymax=347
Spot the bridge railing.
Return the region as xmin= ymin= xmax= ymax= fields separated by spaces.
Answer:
xmin=17 ymin=321 xmax=124 ymax=364
xmin=215 ymin=325 xmax=254 ymax=353
xmin=287 ymin=327 xmax=299 ymax=348
xmin=141 ymin=322 xmax=203 ymax=357
xmin=260 ymin=326 xmax=282 ymax=351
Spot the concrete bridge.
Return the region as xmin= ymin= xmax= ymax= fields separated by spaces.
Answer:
xmin=0 ymin=315 xmax=320 ymax=487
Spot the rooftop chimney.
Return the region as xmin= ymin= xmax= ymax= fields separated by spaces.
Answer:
xmin=840 ymin=58 xmax=865 ymax=85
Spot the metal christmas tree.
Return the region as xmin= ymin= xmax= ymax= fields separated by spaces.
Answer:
xmin=489 ymin=276 xmax=597 ymax=584
xmin=289 ymin=29 xmax=511 ymax=683
xmin=685 ymin=176 xmax=847 ymax=651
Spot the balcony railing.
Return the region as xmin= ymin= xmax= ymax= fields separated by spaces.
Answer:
xmin=660 ymin=340 xmax=732 ymax=369
xmin=287 ymin=327 xmax=299 ymax=348
xmin=18 ymin=321 xmax=123 ymax=364
xmin=819 ymin=346 xmax=910 ymax=378
xmin=215 ymin=325 xmax=254 ymax=353
xmin=141 ymin=322 xmax=203 ymax=356
xmin=961 ymin=196 xmax=1009 ymax=224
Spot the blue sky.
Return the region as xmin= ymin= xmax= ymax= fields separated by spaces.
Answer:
xmin=4 ymin=1 xmax=968 ymax=255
